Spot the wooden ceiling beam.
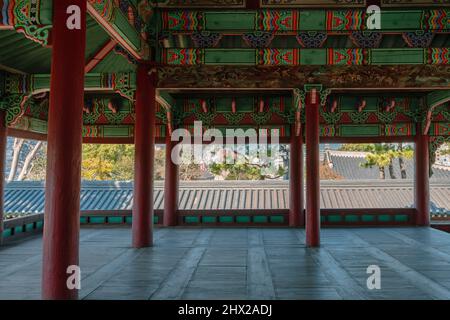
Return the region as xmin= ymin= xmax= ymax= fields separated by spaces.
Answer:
xmin=160 ymin=48 xmax=450 ymax=66
xmin=357 ymin=99 xmax=367 ymax=113
xmin=246 ymin=0 xmax=260 ymax=9
xmin=157 ymin=65 xmax=450 ymax=89
xmin=423 ymin=90 xmax=450 ymax=134
xmin=85 ymin=40 xmax=117 ymax=73
xmin=0 ymin=64 xmax=27 ymax=75
xmin=87 ymin=3 xmax=142 ymax=61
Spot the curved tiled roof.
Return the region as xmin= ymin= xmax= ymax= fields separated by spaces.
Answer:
xmin=4 ymin=180 xmax=450 ymax=214
xmin=326 ymin=150 xmax=450 ymax=180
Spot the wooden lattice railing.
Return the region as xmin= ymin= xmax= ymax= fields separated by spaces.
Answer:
xmin=1 ymin=208 xmax=429 ymax=241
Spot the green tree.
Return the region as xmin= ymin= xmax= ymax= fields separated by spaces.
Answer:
xmin=81 ymin=144 xmax=204 ymax=181
xmin=442 ymin=143 xmax=450 ymax=156
xmin=154 ymin=147 xmax=166 ymax=180
xmin=82 ymin=157 xmax=114 ymax=180
xmin=209 ymin=162 xmax=285 ymax=180
xmin=339 ymin=144 xmax=376 ymax=152
xmin=397 ymin=143 xmax=414 ymax=179
xmin=360 ymin=145 xmax=393 ymax=180
xmin=340 ymin=143 xmax=414 ymax=179
xmin=208 ymin=148 xmax=286 ymax=181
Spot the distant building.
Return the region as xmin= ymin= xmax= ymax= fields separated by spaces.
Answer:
xmin=436 ymin=145 xmax=450 ymax=166
xmin=324 ymin=150 xmax=450 ymax=180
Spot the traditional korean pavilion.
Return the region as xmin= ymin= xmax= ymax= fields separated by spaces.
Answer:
xmin=0 ymin=0 xmax=450 ymax=300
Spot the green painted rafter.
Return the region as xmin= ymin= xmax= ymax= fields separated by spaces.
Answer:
xmin=85 ymin=40 xmax=118 ymax=73
xmin=0 ymin=0 xmax=53 ymax=46
xmin=87 ymin=0 xmax=150 ymax=60
xmin=426 ymin=90 xmax=450 ymax=110
xmin=424 ymin=90 xmax=450 ymax=135
xmin=0 ymin=0 xmax=151 ymax=59
xmin=3 ymin=73 xmax=137 ymax=101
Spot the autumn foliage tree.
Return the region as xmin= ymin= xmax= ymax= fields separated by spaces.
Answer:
xmin=81 ymin=144 xmax=134 ymax=180
xmin=442 ymin=143 xmax=450 ymax=156
xmin=320 ymin=163 xmax=343 ymax=180
xmin=81 ymin=144 xmax=204 ymax=181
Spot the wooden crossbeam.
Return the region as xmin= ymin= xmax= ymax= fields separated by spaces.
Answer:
xmin=259 ymin=99 xmax=265 ymax=112
xmin=295 ymin=111 xmax=301 ymax=137
xmin=157 ymin=65 xmax=450 ymax=89
xmin=357 ymin=99 xmax=366 ymax=112
xmin=331 ymin=100 xmax=338 ymax=113
xmin=201 ymin=99 xmax=208 ymax=113
xmin=0 ymin=64 xmax=26 ymax=75
xmin=160 ymin=48 xmax=450 ymax=66
xmin=424 ymin=90 xmax=450 ymax=134
xmin=87 ymin=3 xmax=142 ymax=61
xmin=423 ymin=111 xmax=433 ymax=135
xmin=85 ymin=40 xmax=117 ymax=73
xmin=167 ymin=111 xmax=173 ymax=135
xmin=385 ymin=99 xmax=396 ymax=112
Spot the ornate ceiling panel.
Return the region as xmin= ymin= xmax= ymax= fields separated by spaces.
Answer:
xmin=157 ymin=65 xmax=450 ymax=89
xmin=153 ymin=0 xmax=246 ymax=8
xmin=260 ymin=0 xmax=367 ymax=8
xmin=159 ymin=9 xmax=450 ymax=33
xmin=382 ymin=0 xmax=450 ymax=7
xmin=152 ymin=0 xmax=450 ymax=8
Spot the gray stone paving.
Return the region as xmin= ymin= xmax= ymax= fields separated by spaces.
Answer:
xmin=1 ymin=227 xmax=450 ymax=300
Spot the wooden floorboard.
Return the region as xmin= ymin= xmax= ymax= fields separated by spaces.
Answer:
xmin=1 ymin=227 xmax=450 ymax=300
xmin=247 ymin=233 xmax=276 ymax=299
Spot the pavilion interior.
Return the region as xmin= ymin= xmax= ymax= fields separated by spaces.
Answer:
xmin=0 ymin=0 xmax=450 ymax=300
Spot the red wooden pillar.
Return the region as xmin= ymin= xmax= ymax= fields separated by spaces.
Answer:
xmin=42 ymin=0 xmax=86 ymax=300
xmin=0 ymin=111 xmax=7 ymax=244
xmin=415 ymin=132 xmax=430 ymax=226
xmin=163 ymin=134 xmax=179 ymax=226
xmin=132 ymin=64 xmax=157 ymax=248
xmin=289 ymin=129 xmax=304 ymax=227
xmin=305 ymin=91 xmax=320 ymax=247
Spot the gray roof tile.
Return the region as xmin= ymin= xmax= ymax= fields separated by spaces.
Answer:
xmin=328 ymin=151 xmax=450 ymax=180
xmin=4 ymin=180 xmax=450 ymax=215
